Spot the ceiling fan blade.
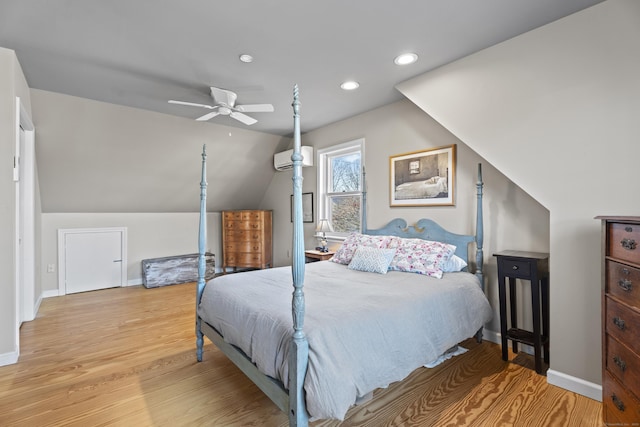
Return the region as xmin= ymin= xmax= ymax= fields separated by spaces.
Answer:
xmin=196 ymin=111 xmax=221 ymax=121
xmin=168 ymin=100 xmax=215 ymax=109
xmin=229 ymin=111 xmax=257 ymax=125
xmin=235 ymin=103 xmax=274 ymax=113
xmin=210 ymin=86 xmax=237 ymax=107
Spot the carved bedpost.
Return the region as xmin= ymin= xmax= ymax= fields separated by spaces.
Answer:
xmin=475 ymin=163 xmax=484 ymax=290
xmin=289 ymin=85 xmax=310 ymax=427
xmin=361 ymin=166 xmax=367 ymax=233
xmin=196 ymin=144 xmax=207 ymax=362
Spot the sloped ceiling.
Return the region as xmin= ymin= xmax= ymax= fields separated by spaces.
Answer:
xmin=31 ymin=89 xmax=288 ymax=213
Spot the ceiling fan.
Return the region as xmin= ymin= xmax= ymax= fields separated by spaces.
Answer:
xmin=168 ymin=86 xmax=274 ymax=125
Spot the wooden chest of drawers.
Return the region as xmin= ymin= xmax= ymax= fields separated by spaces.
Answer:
xmin=222 ymin=210 xmax=272 ymax=272
xmin=597 ymin=216 xmax=640 ymax=424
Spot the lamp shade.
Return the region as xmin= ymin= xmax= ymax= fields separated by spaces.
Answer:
xmin=316 ymin=219 xmax=334 ymax=233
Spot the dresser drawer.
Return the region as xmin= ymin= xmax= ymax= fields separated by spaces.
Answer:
xmin=224 ymin=253 xmax=263 ymax=267
xmin=224 ymin=230 xmax=261 ymax=242
xmin=499 ymin=258 xmax=531 ymax=278
xmin=225 ymin=242 xmax=262 ymax=253
xmin=603 ymin=371 xmax=640 ymax=424
xmin=606 ymin=334 xmax=640 ymax=401
xmin=606 ymin=297 xmax=640 ymax=355
xmin=609 ymin=222 xmax=640 ymax=265
xmin=607 ymin=260 xmax=640 ymax=309
xmin=226 ymin=220 xmax=263 ymax=231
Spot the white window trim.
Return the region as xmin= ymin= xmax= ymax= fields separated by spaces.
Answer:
xmin=317 ymin=138 xmax=365 ymax=240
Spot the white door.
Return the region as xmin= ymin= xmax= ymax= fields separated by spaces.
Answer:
xmin=60 ymin=228 xmax=127 ymax=294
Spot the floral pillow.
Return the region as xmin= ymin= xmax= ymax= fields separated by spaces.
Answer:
xmin=387 ymin=237 xmax=456 ymax=279
xmin=331 ymin=232 xmax=392 ymax=265
xmin=347 ymin=246 xmax=397 ymax=274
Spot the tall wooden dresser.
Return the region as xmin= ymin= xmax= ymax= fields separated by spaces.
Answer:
xmin=222 ymin=210 xmax=272 ymax=272
xmin=597 ymin=216 xmax=640 ymax=424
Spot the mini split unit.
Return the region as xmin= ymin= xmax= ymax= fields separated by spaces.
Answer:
xmin=273 ymin=146 xmax=313 ymax=171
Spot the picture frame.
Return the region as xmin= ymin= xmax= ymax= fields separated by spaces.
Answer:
xmin=291 ymin=192 xmax=314 ymax=223
xmin=390 ymin=144 xmax=456 ymax=207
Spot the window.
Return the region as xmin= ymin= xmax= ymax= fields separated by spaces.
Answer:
xmin=317 ymin=139 xmax=364 ymax=238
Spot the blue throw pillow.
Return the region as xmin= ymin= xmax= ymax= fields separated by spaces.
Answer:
xmin=347 ymin=246 xmax=396 ymax=274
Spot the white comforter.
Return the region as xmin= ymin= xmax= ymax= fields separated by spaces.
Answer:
xmin=198 ymin=261 xmax=492 ymax=420
xmin=395 ymin=176 xmax=448 ymax=199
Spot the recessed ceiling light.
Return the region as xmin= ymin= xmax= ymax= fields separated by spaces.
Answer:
xmin=394 ymin=53 xmax=418 ymax=65
xmin=340 ymin=81 xmax=360 ymax=90
xmin=239 ymin=54 xmax=253 ymax=63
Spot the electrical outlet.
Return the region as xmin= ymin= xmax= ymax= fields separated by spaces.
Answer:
xmin=47 ymin=263 xmax=55 ymax=273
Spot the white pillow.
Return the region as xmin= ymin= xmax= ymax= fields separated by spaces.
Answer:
xmin=441 ymin=255 xmax=468 ymax=273
xmin=347 ymin=246 xmax=397 ymax=274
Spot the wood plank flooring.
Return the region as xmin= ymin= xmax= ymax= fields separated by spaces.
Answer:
xmin=0 ymin=283 xmax=602 ymax=426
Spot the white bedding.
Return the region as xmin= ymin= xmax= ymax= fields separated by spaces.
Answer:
xmin=198 ymin=260 xmax=492 ymax=420
xmin=395 ymin=176 xmax=448 ymax=199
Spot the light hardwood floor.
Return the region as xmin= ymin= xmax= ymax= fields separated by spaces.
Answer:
xmin=0 ymin=283 xmax=603 ymax=426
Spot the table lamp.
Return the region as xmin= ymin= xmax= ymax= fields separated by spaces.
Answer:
xmin=315 ymin=219 xmax=334 ymax=252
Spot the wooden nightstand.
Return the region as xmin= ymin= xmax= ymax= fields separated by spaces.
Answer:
xmin=304 ymin=250 xmax=335 ymax=263
xmin=494 ymin=250 xmax=550 ymax=374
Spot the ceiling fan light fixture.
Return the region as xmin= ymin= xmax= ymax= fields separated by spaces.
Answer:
xmin=340 ymin=81 xmax=360 ymax=90
xmin=394 ymin=53 xmax=418 ymax=65
xmin=239 ymin=54 xmax=253 ymax=63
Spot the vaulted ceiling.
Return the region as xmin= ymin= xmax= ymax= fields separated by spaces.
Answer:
xmin=1 ymin=0 xmax=603 ymax=136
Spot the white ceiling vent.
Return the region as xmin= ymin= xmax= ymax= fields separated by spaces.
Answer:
xmin=274 ymin=146 xmax=313 ymax=171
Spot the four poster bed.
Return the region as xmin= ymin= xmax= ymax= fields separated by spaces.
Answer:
xmin=195 ymin=86 xmax=492 ymax=426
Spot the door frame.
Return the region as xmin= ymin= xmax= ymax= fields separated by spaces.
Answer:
xmin=14 ymin=97 xmax=36 ymax=331
xmin=57 ymin=227 xmax=128 ymax=295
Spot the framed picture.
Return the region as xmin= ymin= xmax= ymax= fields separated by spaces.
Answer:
xmin=291 ymin=192 xmax=314 ymax=223
xmin=390 ymin=144 xmax=456 ymax=207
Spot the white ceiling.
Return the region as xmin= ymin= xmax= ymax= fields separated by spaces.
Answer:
xmin=0 ymin=0 xmax=604 ymax=136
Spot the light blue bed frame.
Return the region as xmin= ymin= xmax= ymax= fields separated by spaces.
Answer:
xmin=195 ymin=85 xmax=485 ymax=427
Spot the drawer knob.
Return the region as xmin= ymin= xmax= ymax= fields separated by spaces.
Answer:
xmin=620 ymin=238 xmax=637 ymax=251
xmin=512 ymin=265 xmax=519 ymax=270
xmin=611 ymin=393 xmax=625 ymax=412
xmin=613 ymin=355 xmax=627 ymax=372
xmin=617 ymin=279 xmax=633 ymax=292
xmin=613 ymin=316 xmax=626 ymax=331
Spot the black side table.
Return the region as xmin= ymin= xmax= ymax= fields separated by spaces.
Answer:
xmin=494 ymin=250 xmax=550 ymax=374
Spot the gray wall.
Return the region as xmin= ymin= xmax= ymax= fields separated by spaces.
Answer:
xmin=260 ymin=98 xmax=550 ymax=341
xmin=397 ymin=0 xmax=640 ymax=396
xmin=0 ymin=47 xmax=34 ymax=361
xmin=41 ymin=212 xmax=221 ymax=292
xmin=27 ymin=91 xmax=292 ymax=292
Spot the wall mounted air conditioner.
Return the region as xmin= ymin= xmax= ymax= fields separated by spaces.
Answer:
xmin=274 ymin=146 xmax=314 ymax=171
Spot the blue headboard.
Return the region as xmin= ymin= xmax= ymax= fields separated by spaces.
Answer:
xmin=362 ymin=163 xmax=484 ymax=287
xmin=364 ymin=218 xmax=475 ymax=263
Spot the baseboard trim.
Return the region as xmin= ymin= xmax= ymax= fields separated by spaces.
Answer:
xmin=127 ymin=279 xmax=143 ymax=287
xmin=547 ymin=369 xmax=602 ymax=402
xmin=42 ymin=289 xmax=61 ymax=299
xmin=482 ymin=328 xmax=500 ymax=345
xmin=484 ymin=329 xmax=600 ymax=401
xmin=0 ymin=350 xmax=19 ymax=367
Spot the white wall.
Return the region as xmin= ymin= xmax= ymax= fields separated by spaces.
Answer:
xmin=397 ymin=0 xmax=640 ymax=397
xmin=260 ymin=98 xmax=550 ymax=338
xmin=41 ymin=212 xmax=221 ymax=292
